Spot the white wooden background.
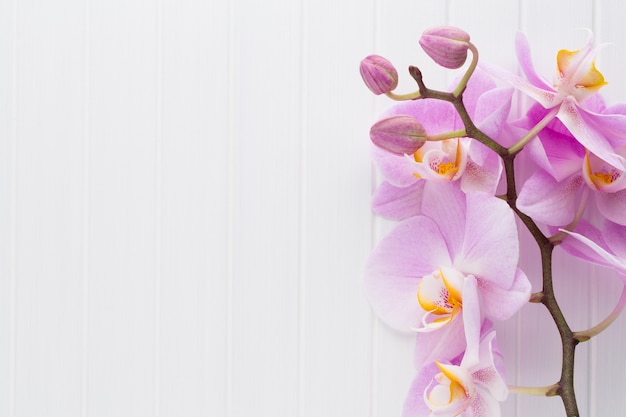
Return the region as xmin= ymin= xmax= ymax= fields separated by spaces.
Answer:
xmin=1 ymin=0 xmax=626 ymax=416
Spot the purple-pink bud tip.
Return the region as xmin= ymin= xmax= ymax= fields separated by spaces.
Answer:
xmin=370 ymin=115 xmax=427 ymax=155
xmin=360 ymin=55 xmax=399 ymax=95
xmin=419 ymin=26 xmax=471 ymax=69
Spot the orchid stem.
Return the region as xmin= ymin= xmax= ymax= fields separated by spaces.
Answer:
xmin=385 ymin=90 xmax=421 ymax=101
xmin=427 ymin=129 xmax=466 ymax=141
xmin=508 ymin=106 xmax=559 ymax=155
xmin=453 ymin=42 xmax=479 ymax=98
xmin=508 ymin=383 xmax=560 ymax=397
xmin=574 ymin=283 xmax=626 ymax=342
xmin=536 ymin=243 xmax=580 ymax=417
xmin=409 ymin=61 xmax=581 ymax=417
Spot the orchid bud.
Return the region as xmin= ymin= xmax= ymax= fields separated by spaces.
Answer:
xmin=370 ymin=115 xmax=427 ymax=155
xmin=419 ymin=26 xmax=471 ymax=69
xmin=360 ymin=54 xmax=399 ymax=95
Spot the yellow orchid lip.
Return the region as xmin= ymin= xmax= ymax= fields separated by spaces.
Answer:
xmin=555 ymin=44 xmax=607 ymax=101
xmin=411 ymin=139 xmax=467 ymax=181
xmin=417 ymin=268 xmax=463 ymax=315
xmin=430 ymin=361 xmax=471 ymax=405
xmin=557 ymin=48 xmax=606 ymax=89
xmin=435 ymin=361 xmax=465 ymax=387
xmin=583 ymin=149 xmax=626 ymax=192
xmin=415 ymin=267 xmax=466 ymax=332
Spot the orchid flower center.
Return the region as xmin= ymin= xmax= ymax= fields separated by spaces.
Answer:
xmin=424 ymin=361 xmax=474 ymax=415
xmin=416 ymin=266 xmax=465 ymax=332
xmin=411 ymin=139 xmax=468 ymax=181
xmin=583 ymin=149 xmax=626 ymax=193
xmin=554 ymin=42 xmax=607 ymax=103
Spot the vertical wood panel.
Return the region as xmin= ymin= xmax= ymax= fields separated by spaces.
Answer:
xmin=159 ymin=0 xmax=228 ymax=415
xmin=302 ymin=1 xmax=374 ymax=416
xmin=87 ymin=2 xmax=157 ymax=415
xmin=14 ymin=1 xmax=86 ymax=415
xmin=230 ymin=0 xmax=301 ymax=414
xmin=376 ymin=0 xmax=449 ymax=94
xmin=0 ymin=1 xmax=16 ymax=415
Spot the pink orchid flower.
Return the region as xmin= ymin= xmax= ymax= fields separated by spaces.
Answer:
xmin=481 ymin=31 xmax=626 ymax=170
xmin=364 ymin=183 xmax=530 ymax=367
xmin=559 ymin=220 xmax=626 ymax=281
xmin=516 ymin=100 xmax=626 ymax=227
xmin=371 ymin=69 xmax=511 ymax=220
xmin=402 ymin=330 xmax=508 ymax=417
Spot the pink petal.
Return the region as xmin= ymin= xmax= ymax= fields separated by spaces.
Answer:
xmin=365 ymin=216 xmax=452 ymax=332
xmin=460 ymin=143 xmax=503 ymax=195
xmin=479 ymin=61 xmax=558 ymax=109
xmin=514 ymin=32 xmax=553 ymax=91
xmin=383 ymin=98 xmax=457 ymax=136
xmin=456 ymin=193 xmax=519 ymax=287
xmin=578 ymin=101 xmax=626 ymax=145
xmin=455 ymin=69 xmax=498 ymax=124
xmin=465 ymin=332 xmax=507 ymax=416
xmin=525 ymin=118 xmax=585 ymax=181
xmin=371 ymin=144 xmax=420 ymax=187
xmin=467 ymin=388 xmax=502 ymax=417
xmin=480 ymin=269 xmax=531 ymax=321
xmin=604 ymin=221 xmax=626 ymax=259
xmin=473 ymin=87 xmax=513 ymax=139
xmin=371 ymin=180 xmax=425 ymax=220
xmin=561 ymin=228 xmax=626 ymax=276
xmin=420 ymin=181 xmax=467 ymax=258
xmin=472 ymin=333 xmax=508 ymax=401
xmin=461 ymin=276 xmax=482 ymax=367
xmin=517 ymin=170 xmax=583 ymax=226
xmin=595 ymin=189 xmax=626 ymax=226
xmin=413 ymin=315 xmax=466 ymax=369
xmin=557 ymin=98 xmax=626 ymax=170
xmin=558 ymin=220 xmax=611 ymax=265
xmin=402 ymin=363 xmax=440 ymax=417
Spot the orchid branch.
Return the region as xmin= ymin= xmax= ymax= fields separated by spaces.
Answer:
xmin=537 ymin=243 xmax=580 ymax=417
xmin=407 ymin=67 xmax=581 ymax=417
xmin=407 ymin=65 xmax=507 ymax=156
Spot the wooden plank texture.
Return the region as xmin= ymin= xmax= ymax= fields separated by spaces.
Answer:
xmin=1 ymin=1 xmax=626 ymax=417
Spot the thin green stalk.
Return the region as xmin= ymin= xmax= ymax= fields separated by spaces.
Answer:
xmin=509 ymin=384 xmax=560 ymax=397
xmin=508 ymin=106 xmax=559 ymax=155
xmin=453 ymin=42 xmax=479 ymax=97
xmin=574 ymin=283 xmax=626 ymax=342
xmin=385 ymin=90 xmax=421 ymax=101
xmin=427 ymin=129 xmax=467 ymax=141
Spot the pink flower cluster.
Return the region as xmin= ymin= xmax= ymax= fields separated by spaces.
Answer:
xmin=360 ymin=26 xmax=626 ymax=416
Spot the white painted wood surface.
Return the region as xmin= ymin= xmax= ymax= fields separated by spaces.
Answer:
xmin=1 ymin=0 xmax=626 ymax=416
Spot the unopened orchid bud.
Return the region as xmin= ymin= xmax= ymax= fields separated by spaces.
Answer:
xmin=419 ymin=26 xmax=471 ymax=69
xmin=360 ymin=55 xmax=399 ymax=95
xmin=370 ymin=115 xmax=427 ymax=155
